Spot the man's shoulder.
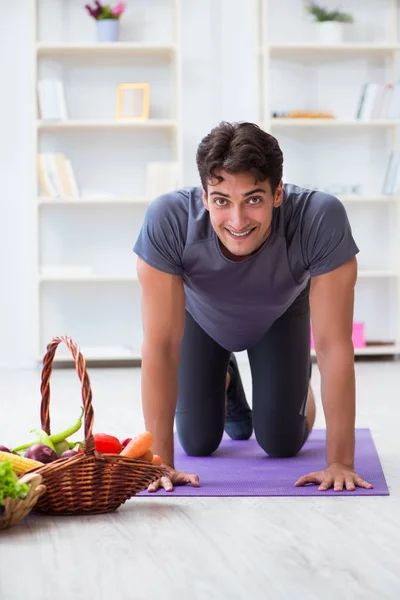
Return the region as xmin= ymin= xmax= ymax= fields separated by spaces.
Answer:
xmin=284 ymin=182 xmax=320 ymax=207
xmin=283 ymin=183 xmax=344 ymax=227
xmin=146 ymin=185 xmax=210 ymax=244
xmin=148 ymin=186 xmax=202 ymax=214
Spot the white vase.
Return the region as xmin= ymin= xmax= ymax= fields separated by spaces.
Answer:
xmin=315 ymin=21 xmax=343 ymax=45
xmin=96 ymin=19 xmax=120 ymax=43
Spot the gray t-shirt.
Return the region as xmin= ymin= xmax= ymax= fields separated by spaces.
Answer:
xmin=133 ymin=183 xmax=359 ymax=351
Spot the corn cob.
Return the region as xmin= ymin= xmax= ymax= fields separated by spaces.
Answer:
xmin=0 ymin=451 xmax=43 ymax=475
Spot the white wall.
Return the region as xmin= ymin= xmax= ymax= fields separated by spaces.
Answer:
xmin=0 ymin=3 xmax=37 ymax=369
xmin=0 ymin=0 xmax=258 ymax=368
xmin=181 ymin=0 xmax=258 ymax=185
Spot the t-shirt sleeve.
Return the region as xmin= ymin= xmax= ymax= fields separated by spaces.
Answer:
xmin=300 ymin=191 xmax=359 ymax=277
xmin=133 ymin=192 xmax=187 ymax=276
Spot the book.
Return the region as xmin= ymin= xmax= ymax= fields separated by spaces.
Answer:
xmin=37 ymin=153 xmax=79 ymax=197
xmin=357 ymin=81 xmax=400 ymax=120
xmin=382 ymin=151 xmax=400 ymax=195
xmin=37 ymin=80 xmax=68 ymax=120
xmin=387 ymin=82 xmax=400 ymax=119
xmin=357 ymin=83 xmax=380 ymax=120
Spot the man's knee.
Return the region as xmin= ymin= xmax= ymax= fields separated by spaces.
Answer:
xmin=259 ymin=442 xmax=303 ymax=459
xmin=255 ymin=426 xmax=307 ymax=458
xmin=178 ymin=430 xmax=222 ymax=457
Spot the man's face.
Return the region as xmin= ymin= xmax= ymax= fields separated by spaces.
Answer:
xmin=202 ymin=170 xmax=283 ymax=260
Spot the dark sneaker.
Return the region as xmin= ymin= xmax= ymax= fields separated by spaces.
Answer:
xmin=225 ymin=354 xmax=253 ymax=440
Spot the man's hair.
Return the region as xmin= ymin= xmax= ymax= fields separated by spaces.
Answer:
xmin=196 ymin=121 xmax=283 ymax=194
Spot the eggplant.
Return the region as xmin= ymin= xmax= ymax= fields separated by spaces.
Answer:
xmin=25 ymin=444 xmax=58 ymax=463
xmin=60 ymin=450 xmax=78 ymax=459
xmin=0 ymin=445 xmax=10 ymax=453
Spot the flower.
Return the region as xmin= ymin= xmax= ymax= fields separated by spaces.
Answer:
xmin=85 ymin=3 xmax=102 ymax=18
xmin=85 ymin=2 xmax=126 ymax=20
xmin=111 ymin=2 xmax=126 ymax=17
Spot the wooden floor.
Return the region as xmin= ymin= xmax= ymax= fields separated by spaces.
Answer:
xmin=0 ymin=359 xmax=399 ymax=600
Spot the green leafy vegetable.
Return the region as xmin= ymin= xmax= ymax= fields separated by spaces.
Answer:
xmin=0 ymin=460 xmax=29 ymax=506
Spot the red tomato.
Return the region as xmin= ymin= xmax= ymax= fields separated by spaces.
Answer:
xmin=93 ymin=433 xmax=122 ymax=454
xmin=121 ymin=438 xmax=132 ymax=449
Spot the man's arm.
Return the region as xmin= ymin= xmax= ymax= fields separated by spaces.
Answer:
xmin=137 ymin=257 xmax=185 ymax=468
xmin=309 ymin=256 xmax=357 ymax=468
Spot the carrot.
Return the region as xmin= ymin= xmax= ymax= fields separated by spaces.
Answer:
xmin=120 ymin=431 xmax=154 ymax=458
xmin=152 ymin=454 xmax=162 ymax=466
xmin=139 ymin=449 xmax=153 ymax=463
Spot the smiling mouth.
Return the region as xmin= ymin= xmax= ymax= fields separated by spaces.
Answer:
xmin=225 ymin=227 xmax=256 ymax=239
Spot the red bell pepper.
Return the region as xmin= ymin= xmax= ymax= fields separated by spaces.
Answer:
xmin=93 ymin=433 xmax=122 ymax=454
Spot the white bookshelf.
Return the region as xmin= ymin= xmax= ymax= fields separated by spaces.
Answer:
xmin=259 ymin=0 xmax=400 ymax=358
xmin=39 ymin=274 xmax=139 ymax=283
xmin=39 ymin=194 xmax=398 ymax=207
xmin=358 ymin=271 xmax=399 ymax=279
xmin=33 ymin=0 xmax=182 ymax=364
xmin=38 ymin=346 xmax=140 ymax=365
xmin=311 ymin=345 xmax=400 ymax=359
xmin=37 ymin=119 xmax=178 ymax=130
xmin=38 ymin=268 xmax=398 ymax=282
xmin=271 ymin=119 xmax=400 ymax=127
xmin=36 ymin=42 xmax=177 ymax=56
xmin=38 ymin=196 xmax=149 ymax=206
xmin=269 ymin=43 xmax=400 ymax=55
xmin=339 ymin=195 xmax=398 ymax=203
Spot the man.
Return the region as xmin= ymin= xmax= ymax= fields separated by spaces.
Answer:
xmin=133 ymin=121 xmax=373 ymax=494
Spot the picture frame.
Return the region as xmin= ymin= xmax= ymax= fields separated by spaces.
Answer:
xmin=116 ymin=83 xmax=150 ymax=121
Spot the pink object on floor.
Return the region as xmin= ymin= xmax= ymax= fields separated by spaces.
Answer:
xmin=311 ymin=321 xmax=366 ymax=349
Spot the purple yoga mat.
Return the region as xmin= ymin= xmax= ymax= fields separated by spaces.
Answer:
xmin=138 ymin=428 xmax=389 ymax=497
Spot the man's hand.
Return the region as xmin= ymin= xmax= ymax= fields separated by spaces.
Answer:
xmin=147 ymin=465 xmax=200 ymax=493
xmin=294 ymin=462 xmax=374 ymax=492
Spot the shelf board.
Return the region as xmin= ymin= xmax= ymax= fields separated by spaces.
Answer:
xmin=38 ymin=270 xmax=397 ymax=283
xmin=312 ymin=345 xmax=400 ymax=357
xmin=37 ymin=265 xmax=397 ymax=282
xmin=36 ymin=42 xmax=176 ymax=56
xmin=38 ymin=195 xmax=398 ymax=206
xmin=39 ymin=273 xmax=139 ymax=283
xmin=268 ymin=43 xmax=400 ymax=56
xmin=358 ymin=270 xmax=398 ymax=278
xmin=38 ymin=196 xmax=149 ymax=206
xmin=37 ymin=346 xmax=141 ymax=364
xmin=41 ymin=344 xmax=400 ymax=363
xmin=338 ymin=195 xmax=398 ymax=203
xmin=270 ymin=118 xmax=400 ymax=127
xmin=37 ymin=119 xmax=177 ymax=130
xmin=42 ymin=344 xmax=400 ymax=363
xmin=353 ymin=345 xmax=400 ymax=356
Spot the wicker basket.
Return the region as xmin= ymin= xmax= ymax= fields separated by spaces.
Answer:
xmin=27 ymin=335 xmax=166 ymax=516
xmin=0 ymin=473 xmax=46 ymax=530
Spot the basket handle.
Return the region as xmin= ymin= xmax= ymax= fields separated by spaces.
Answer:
xmin=40 ymin=336 xmax=96 ymax=456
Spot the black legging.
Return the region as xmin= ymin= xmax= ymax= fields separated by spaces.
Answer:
xmin=176 ymin=282 xmax=311 ymax=458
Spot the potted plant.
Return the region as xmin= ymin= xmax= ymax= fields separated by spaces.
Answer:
xmin=85 ymin=2 xmax=126 ymax=43
xmin=306 ymin=3 xmax=354 ymax=44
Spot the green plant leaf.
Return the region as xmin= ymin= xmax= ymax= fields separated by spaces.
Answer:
xmin=306 ymin=3 xmax=354 ymax=23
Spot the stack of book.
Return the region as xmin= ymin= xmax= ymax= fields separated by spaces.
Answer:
xmin=37 ymin=153 xmax=79 ymax=197
xmin=356 ymin=82 xmax=400 ymax=120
